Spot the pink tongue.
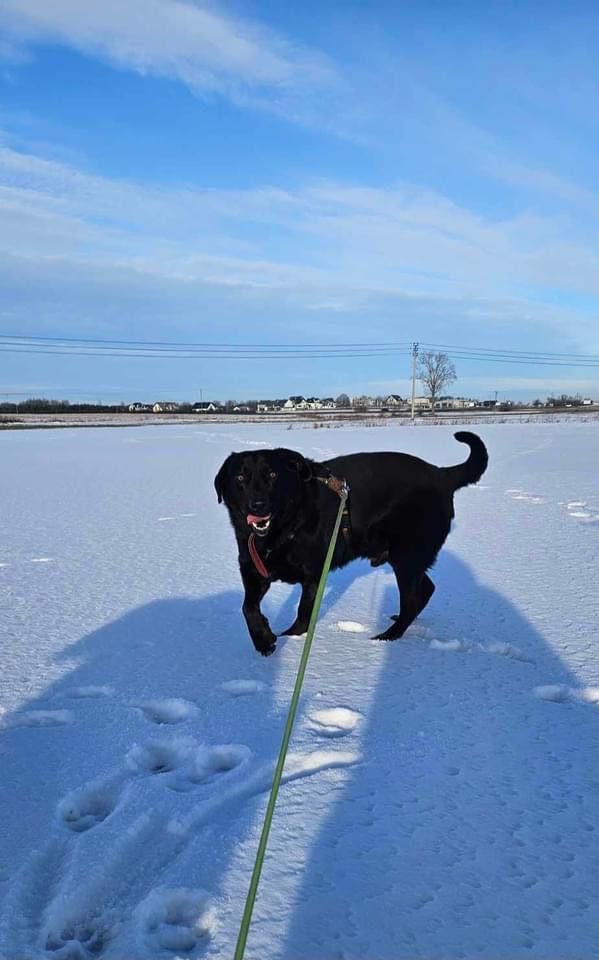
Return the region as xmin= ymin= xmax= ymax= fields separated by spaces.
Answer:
xmin=247 ymin=513 xmax=271 ymax=525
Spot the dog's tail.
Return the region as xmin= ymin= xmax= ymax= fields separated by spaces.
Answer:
xmin=442 ymin=431 xmax=488 ymax=491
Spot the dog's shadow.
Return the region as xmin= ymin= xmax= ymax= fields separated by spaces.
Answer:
xmin=0 ymin=590 xmax=289 ymax=956
xmin=281 ymin=549 xmax=599 ymax=959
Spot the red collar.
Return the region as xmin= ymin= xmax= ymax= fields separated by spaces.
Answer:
xmin=248 ymin=531 xmax=270 ymax=578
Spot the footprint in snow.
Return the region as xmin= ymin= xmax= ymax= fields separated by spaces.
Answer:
xmin=65 ymin=685 xmax=113 ymax=699
xmin=46 ymin=920 xmax=105 ymax=958
xmin=534 ymin=684 xmax=599 ymax=705
xmin=137 ymin=887 xmax=217 ymax=954
xmin=309 ymin=707 xmax=362 ymax=738
xmin=59 ymin=782 xmax=121 ymax=833
xmin=127 ymin=737 xmax=250 ymax=791
xmin=430 ymin=637 xmax=466 ymax=652
xmin=1 ymin=709 xmax=73 ymax=730
xmin=220 ymin=679 xmax=267 ymax=696
xmin=505 ymin=489 xmax=545 ymax=504
xmin=566 ymin=500 xmax=599 ymax=522
xmin=157 ymin=513 xmax=197 ymax=522
xmin=336 ymin=620 xmax=367 ymax=633
xmin=132 ymin=698 xmax=197 ymax=724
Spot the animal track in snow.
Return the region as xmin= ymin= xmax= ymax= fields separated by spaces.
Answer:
xmin=430 ymin=637 xmax=466 ymax=652
xmin=505 ymin=488 xmax=545 ymax=504
xmin=220 ymin=679 xmax=267 ymax=696
xmin=482 ymin=641 xmax=534 ymax=663
xmin=1 ymin=709 xmax=73 ymax=729
xmin=65 ymin=685 xmax=113 ymax=699
xmin=58 ymin=782 xmax=121 ymax=833
xmin=156 ymin=513 xmax=197 ymax=522
xmin=132 ymin=698 xmax=197 ymax=724
xmin=308 ymin=707 xmax=362 ymax=738
xmin=127 ymin=736 xmax=195 ymax=775
xmin=137 ymin=887 xmax=217 ymax=953
xmin=534 ymin=685 xmax=599 ymax=705
xmin=565 ymin=500 xmax=599 ymax=523
xmin=127 ymin=737 xmax=250 ymax=792
xmin=169 ymin=748 xmax=361 ymax=837
xmin=45 ymin=920 xmax=106 ymax=958
xmin=336 ymin=620 xmax=367 ymax=633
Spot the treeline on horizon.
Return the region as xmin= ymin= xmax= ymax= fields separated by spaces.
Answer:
xmin=0 ymin=394 xmax=593 ymax=416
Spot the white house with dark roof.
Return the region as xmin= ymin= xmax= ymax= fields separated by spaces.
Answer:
xmin=283 ymin=396 xmax=308 ymax=410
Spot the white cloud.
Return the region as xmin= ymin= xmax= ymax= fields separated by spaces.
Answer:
xmin=0 ymin=0 xmax=338 ymax=114
xmin=2 ymin=137 xmax=599 ymax=355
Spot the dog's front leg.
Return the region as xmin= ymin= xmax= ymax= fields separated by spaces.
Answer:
xmin=240 ymin=563 xmax=277 ymax=656
xmin=281 ymin=580 xmax=318 ymax=636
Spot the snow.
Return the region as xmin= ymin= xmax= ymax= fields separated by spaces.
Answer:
xmin=1 ymin=419 xmax=598 ymax=959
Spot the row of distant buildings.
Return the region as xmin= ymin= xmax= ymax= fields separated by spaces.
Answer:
xmin=129 ymin=393 xmax=595 ymax=414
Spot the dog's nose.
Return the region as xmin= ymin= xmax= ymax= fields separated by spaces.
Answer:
xmin=249 ymin=499 xmax=269 ymax=515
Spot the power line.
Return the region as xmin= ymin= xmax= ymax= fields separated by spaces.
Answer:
xmin=1 ymin=334 xmax=598 ymax=366
xmin=0 ymin=345 xmax=413 ymax=360
xmin=0 ymin=333 xmax=411 ymax=352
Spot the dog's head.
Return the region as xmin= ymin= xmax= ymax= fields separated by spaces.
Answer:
xmin=214 ymin=447 xmax=312 ymax=537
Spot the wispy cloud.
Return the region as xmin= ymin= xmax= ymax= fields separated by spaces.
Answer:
xmin=0 ymin=0 xmax=340 ymax=120
xmin=2 ymin=135 xmax=599 ymax=356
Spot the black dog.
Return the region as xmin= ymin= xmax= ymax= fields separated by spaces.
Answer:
xmin=215 ymin=431 xmax=488 ymax=656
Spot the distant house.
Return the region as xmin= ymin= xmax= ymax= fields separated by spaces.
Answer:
xmin=436 ymin=397 xmax=477 ymax=411
xmin=385 ymin=394 xmax=403 ymax=407
xmin=192 ymin=402 xmax=218 ymax=413
xmin=128 ymin=402 xmax=151 ymax=412
xmin=352 ymin=395 xmax=374 ymax=409
xmin=412 ymin=397 xmax=431 ymax=411
xmin=583 ymin=398 xmax=593 ymax=406
xmin=256 ymin=401 xmax=281 ymax=413
xmin=153 ymin=402 xmax=179 ymax=413
xmin=284 ymin=396 xmax=308 ymax=410
xmin=233 ymin=404 xmax=251 ymax=413
xmin=320 ymin=397 xmax=336 ymax=409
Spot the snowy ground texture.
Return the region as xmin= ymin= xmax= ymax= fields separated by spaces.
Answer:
xmin=1 ymin=420 xmax=598 ymax=960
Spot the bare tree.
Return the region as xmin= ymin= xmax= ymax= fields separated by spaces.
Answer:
xmin=418 ymin=351 xmax=457 ymax=411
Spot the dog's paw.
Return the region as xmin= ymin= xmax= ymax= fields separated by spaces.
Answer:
xmin=258 ymin=642 xmax=277 ymax=657
xmin=372 ymin=626 xmax=400 ymax=641
xmin=253 ymin=631 xmax=278 ymax=657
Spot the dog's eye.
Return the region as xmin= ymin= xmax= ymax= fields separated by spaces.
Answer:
xmin=236 ymin=474 xmax=245 ymax=483
xmin=269 ymin=471 xmax=277 ymax=479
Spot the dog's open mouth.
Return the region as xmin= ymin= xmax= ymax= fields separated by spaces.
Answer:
xmin=246 ymin=513 xmax=272 ymax=536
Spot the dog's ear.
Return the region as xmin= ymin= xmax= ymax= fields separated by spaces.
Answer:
xmin=285 ymin=450 xmax=313 ymax=482
xmin=214 ymin=458 xmax=230 ymax=504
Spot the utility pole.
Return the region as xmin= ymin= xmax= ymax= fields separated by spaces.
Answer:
xmin=410 ymin=342 xmax=419 ymax=421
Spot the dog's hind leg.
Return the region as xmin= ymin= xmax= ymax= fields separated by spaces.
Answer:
xmin=373 ymin=560 xmax=435 ymax=641
xmin=281 ymin=580 xmax=318 ymax=636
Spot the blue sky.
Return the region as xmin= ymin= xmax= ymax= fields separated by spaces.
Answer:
xmin=1 ymin=0 xmax=598 ymax=402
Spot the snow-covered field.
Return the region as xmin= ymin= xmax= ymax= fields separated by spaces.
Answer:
xmin=1 ymin=420 xmax=598 ymax=960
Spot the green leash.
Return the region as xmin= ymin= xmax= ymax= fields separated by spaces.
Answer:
xmin=233 ymin=483 xmax=349 ymax=960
